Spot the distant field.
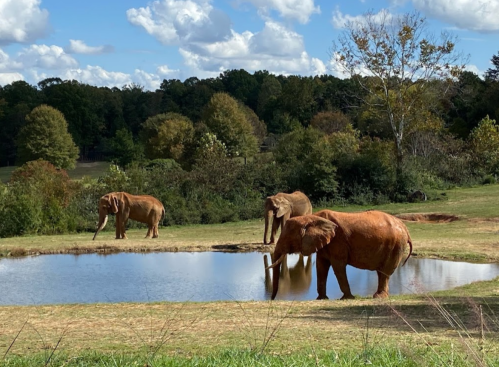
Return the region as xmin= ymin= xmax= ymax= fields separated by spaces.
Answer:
xmin=0 ymin=161 xmax=110 ymax=182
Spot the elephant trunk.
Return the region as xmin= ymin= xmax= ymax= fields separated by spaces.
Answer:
xmin=264 ymin=209 xmax=273 ymax=244
xmin=269 ymin=252 xmax=285 ymax=300
xmin=93 ymin=213 xmax=108 ymax=240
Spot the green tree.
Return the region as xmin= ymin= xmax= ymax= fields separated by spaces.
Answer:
xmin=332 ymin=10 xmax=465 ymax=191
xmin=140 ymin=112 xmax=194 ymax=162
xmin=202 ymin=93 xmax=258 ymax=158
xmin=109 ymin=128 xmax=142 ymax=167
xmin=310 ymin=110 xmax=352 ymax=135
xmin=17 ymin=105 xmax=79 ymax=169
xmin=469 ymin=115 xmax=499 ymax=174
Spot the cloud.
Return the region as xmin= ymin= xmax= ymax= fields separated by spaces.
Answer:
xmin=157 ymin=64 xmax=180 ymax=77
xmin=237 ymin=0 xmax=320 ymax=24
xmin=249 ymin=21 xmax=304 ymax=57
xmin=16 ymin=45 xmax=78 ymax=69
xmin=331 ymin=7 xmax=393 ymax=29
xmin=126 ymin=0 xmax=231 ymax=45
xmin=0 ymin=0 xmax=50 ymax=45
xmin=0 ymin=72 xmax=24 ymax=85
xmin=411 ymin=0 xmax=499 ymax=33
xmin=65 ymin=40 xmax=114 ymax=55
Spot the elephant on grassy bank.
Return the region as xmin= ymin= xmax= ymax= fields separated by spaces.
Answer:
xmin=264 ymin=253 xmax=312 ymax=299
xmin=267 ymin=210 xmax=413 ymax=300
xmin=264 ymin=191 xmax=312 ymax=245
xmin=93 ymin=192 xmax=165 ymax=240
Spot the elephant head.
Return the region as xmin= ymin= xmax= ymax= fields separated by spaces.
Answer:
xmin=264 ymin=196 xmax=291 ymax=244
xmin=92 ymin=193 xmax=119 ymax=240
xmin=267 ymin=215 xmax=337 ymax=300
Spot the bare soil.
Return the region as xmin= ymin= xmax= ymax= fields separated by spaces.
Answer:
xmin=396 ymin=213 xmax=460 ymax=223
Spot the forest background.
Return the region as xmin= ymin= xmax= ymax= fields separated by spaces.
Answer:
xmin=1 ymin=45 xmax=499 ymax=238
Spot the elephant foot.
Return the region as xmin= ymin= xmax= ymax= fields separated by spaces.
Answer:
xmin=373 ymin=291 xmax=389 ymax=299
xmin=340 ymin=294 xmax=355 ymax=300
xmin=316 ymin=295 xmax=329 ymax=300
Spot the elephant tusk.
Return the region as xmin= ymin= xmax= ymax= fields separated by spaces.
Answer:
xmin=265 ymin=253 xmax=286 ymax=270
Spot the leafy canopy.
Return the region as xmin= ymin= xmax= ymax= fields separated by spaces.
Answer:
xmin=16 ymin=104 xmax=79 ymax=169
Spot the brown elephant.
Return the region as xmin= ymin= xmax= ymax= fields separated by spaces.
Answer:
xmin=267 ymin=210 xmax=413 ymax=300
xmin=263 ymin=254 xmax=312 ymax=299
xmin=264 ymin=191 xmax=312 ymax=245
xmin=93 ymin=192 xmax=165 ymax=240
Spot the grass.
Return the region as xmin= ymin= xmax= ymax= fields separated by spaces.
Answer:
xmin=2 ymin=184 xmax=499 ymax=365
xmin=0 ymin=161 xmax=111 ymax=183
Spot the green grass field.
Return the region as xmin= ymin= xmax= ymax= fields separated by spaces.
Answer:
xmin=0 ymin=161 xmax=111 ymax=182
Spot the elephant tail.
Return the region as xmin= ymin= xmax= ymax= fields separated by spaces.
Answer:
xmin=402 ymin=235 xmax=413 ymax=266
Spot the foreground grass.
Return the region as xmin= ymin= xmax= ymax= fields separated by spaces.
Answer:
xmin=1 ymin=278 xmax=499 ymax=366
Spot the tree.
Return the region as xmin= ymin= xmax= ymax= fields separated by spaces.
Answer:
xmin=310 ymin=110 xmax=352 ymax=135
xmin=332 ymin=10 xmax=465 ymax=191
xmin=202 ymin=93 xmax=258 ymax=158
xmin=469 ymin=115 xmax=499 ymax=174
xmin=17 ymin=105 xmax=79 ymax=169
xmin=485 ymin=51 xmax=499 ymax=81
xmin=140 ymin=112 xmax=194 ymax=162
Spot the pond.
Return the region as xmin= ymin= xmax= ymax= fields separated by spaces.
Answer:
xmin=0 ymin=252 xmax=498 ymax=305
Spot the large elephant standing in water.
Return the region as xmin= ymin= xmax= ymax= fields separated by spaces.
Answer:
xmin=93 ymin=192 xmax=165 ymax=240
xmin=264 ymin=191 xmax=312 ymax=245
xmin=267 ymin=210 xmax=413 ymax=300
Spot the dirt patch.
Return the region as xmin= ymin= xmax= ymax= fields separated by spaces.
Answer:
xmin=396 ymin=213 xmax=459 ymax=223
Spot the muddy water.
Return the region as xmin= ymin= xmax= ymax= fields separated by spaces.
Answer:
xmin=0 ymin=253 xmax=498 ymax=305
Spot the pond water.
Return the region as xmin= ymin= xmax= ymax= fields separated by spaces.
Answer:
xmin=0 ymin=252 xmax=498 ymax=305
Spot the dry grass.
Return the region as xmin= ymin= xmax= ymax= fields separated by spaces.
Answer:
xmin=1 ymin=285 xmax=498 ymax=358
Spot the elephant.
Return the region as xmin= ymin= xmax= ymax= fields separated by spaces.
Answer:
xmin=267 ymin=209 xmax=413 ymax=300
xmin=93 ymin=192 xmax=165 ymax=240
xmin=263 ymin=253 xmax=312 ymax=299
xmin=264 ymin=191 xmax=312 ymax=245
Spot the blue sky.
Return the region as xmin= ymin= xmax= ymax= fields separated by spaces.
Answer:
xmin=0 ymin=0 xmax=497 ymax=90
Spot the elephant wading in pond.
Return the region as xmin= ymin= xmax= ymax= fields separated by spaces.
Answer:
xmin=263 ymin=253 xmax=312 ymax=299
xmin=93 ymin=192 xmax=165 ymax=240
xmin=267 ymin=210 xmax=413 ymax=300
xmin=264 ymin=191 xmax=312 ymax=245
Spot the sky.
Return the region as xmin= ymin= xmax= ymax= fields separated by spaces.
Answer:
xmin=0 ymin=0 xmax=498 ymax=90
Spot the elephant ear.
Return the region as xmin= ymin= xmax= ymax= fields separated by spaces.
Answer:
xmin=110 ymin=194 xmax=119 ymax=214
xmin=275 ymin=199 xmax=291 ymax=218
xmin=300 ymin=219 xmax=336 ymax=256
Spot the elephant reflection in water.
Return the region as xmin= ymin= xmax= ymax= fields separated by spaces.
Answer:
xmin=264 ymin=254 xmax=313 ymax=299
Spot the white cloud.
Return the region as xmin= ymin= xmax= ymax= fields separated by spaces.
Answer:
xmin=249 ymin=21 xmax=304 ymax=57
xmin=16 ymin=45 xmax=78 ymax=69
xmin=238 ymin=0 xmax=320 ymax=24
xmin=411 ymin=0 xmax=499 ymax=32
xmin=126 ymin=0 xmax=231 ymax=45
xmin=0 ymin=72 xmax=24 ymax=85
xmin=157 ymin=64 xmax=180 ymax=77
xmin=0 ymin=49 xmax=22 ymax=71
xmin=65 ymin=40 xmax=114 ymax=55
xmin=61 ymin=66 xmax=132 ymax=87
xmin=0 ymin=0 xmax=49 ymax=45
xmin=331 ymin=7 xmax=393 ymax=29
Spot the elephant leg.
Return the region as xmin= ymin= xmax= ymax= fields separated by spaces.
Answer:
xmin=115 ymin=214 xmax=122 ymax=239
xmin=121 ymin=217 xmax=129 ymax=239
xmin=270 ymin=217 xmax=280 ymax=244
xmin=145 ymin=226 xmax=152 ymax=238
xmin=331 ymin=260 xmax=354 ymax=300
xmin=316 ymin=255 xmax=331 ymax=300
xmin=374 ymin=270 xmax=390 ymax=298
